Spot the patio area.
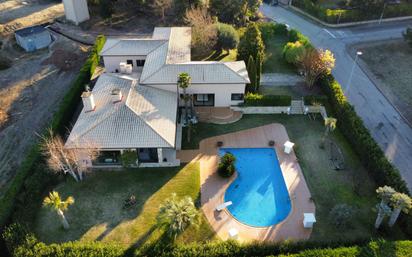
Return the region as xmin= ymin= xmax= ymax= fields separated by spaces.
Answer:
xmin=195 ymin=107 xmax=242 ymax=124
xmin=177 ymin=123 xmax=315 ymax=242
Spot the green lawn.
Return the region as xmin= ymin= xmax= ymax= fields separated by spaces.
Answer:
xmin=262 ymin=35 xmax=296 ymax=74
xmin=183 ymin=114 xmax=407 ymax=241
xmin=34 ymin=163 xmax=215 ymax=247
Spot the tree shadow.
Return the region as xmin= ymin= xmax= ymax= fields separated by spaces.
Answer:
xmin=34 ymin=166 xmax=182 ymax=244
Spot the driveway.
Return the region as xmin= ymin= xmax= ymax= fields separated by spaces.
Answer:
xmin=260 ymin=4 xmax=412 ymax=191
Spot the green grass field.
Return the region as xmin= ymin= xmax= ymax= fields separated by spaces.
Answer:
xmin=262 ymin=35 xmax=296 ymax=74
xmin=34 ymin=163 xmax=215 ymax=247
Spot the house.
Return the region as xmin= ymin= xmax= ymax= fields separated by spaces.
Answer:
xmin=62 ymin=0 xmax=90 ymax=25
xmin=65 ymin=27 xmax=249 ymax=168
xmin=15 ymin=25 xmax=52 ymax=52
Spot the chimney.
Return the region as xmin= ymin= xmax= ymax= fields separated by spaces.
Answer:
xmin=81 ymin=91 xmax=95 ymax=112
xmin=111 ymin=88 xmax=122 ymax=103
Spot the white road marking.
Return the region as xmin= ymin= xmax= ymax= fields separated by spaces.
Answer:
xmin=323 ymin=28 xmax=336 ymax=38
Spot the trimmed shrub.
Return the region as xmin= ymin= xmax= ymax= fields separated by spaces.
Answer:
xmin=244 ymin=93 xmax=292 ymax=106
xmin=216 ymin=23 xmax=239 ymax=51
xmin=218 ymin=152 xmax=236 ymax=178
xmin=288 ymin=29 xmax=310 ymax=46
xmin=329 ymin=204 xmax=355 ymax=228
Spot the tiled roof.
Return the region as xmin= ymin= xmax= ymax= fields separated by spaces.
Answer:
xmin=100 ymin=38 xmax=167 ymax=56
xmin=65 ymin=74 xmax=177 ymax=149
xmin=103 ymin=27 xmax=250 ymax=85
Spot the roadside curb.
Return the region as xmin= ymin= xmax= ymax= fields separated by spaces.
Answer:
xmin=286 ymin=5 xmax=412 ymax=28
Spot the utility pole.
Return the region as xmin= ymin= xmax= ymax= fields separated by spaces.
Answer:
xmin=379 ymin=2 xmax=387 ymax=25
xmin=345 ymin=51 xmax=362 ymax=93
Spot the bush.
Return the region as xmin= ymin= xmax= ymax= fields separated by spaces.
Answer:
xmin=218 ymin=152 xmax=236 ymax=178
xmin=329 ymin=204 xmax=355 ymax=228
xmin=288 ymin=29 xmax=310 ymax=46
xmin=0 ymin=55 xmax=11 ymax=70
xmin=257 ymin=22 xmax=288 ymax=44
xmin=244 ymin=93 xmax=292 ymax=106
xmin=283 ymin=41 xmax=305 ymax=64
xmin=216 ymin=23 xmax=239 ymax=51
xmin=0 ymin=35 xmax=106 ymax=230
xmin=303 ymin=95 xmax=328 ymax=106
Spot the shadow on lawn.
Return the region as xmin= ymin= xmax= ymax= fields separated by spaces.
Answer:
xmin=36 ymin=166 xmax=182 ymax=244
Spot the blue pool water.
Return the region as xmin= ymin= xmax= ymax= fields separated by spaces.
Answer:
xmin=221 ymin=148 xmax=291 ymax=227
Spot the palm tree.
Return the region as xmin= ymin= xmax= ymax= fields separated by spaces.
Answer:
xmin=320 ymin=117 xmax=337 ymax=148
xmin=375 ymin=186 xmax=396 ymax=229
xmin=177 ymin=72 xmax=192 ymax=125
xmin=43 ymin=191 xmax=74 ymax=229
xmin=156 ymin=193 xmax=199 ymax=239
xmin=388 ymin=192 xmax=412 ymax=227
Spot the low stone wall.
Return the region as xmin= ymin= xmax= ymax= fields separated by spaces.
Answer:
xmin=231 ymin=106 xmax=289 ymax=114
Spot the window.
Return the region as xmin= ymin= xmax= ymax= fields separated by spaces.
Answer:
xmin=136 ymin=59 xmax=145 ymax=66
xmin=92 ymin=151 xmax=121 ymax=165
xmin=196 ymin=94 xmax=209 ymax=102
xmin=126 ymin=60 xmax=133 ymax=66
xmin=193 ymin=94 xmax=214 ymax=106
xmin=231 ymin=93 xmax=244 ymax=100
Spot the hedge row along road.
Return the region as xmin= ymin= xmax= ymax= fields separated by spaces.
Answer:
xmin=261 ymin=4 xmax=412 ymax=192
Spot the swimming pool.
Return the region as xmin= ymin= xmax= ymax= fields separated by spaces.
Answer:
xmin=221 ymin=148 xmax=291 ymax=227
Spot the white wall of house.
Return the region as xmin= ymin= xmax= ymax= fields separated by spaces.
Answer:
xmin=103 ymin=56 xmax=147 ymax=73
xmin=63 ymin=0 xmax=90 ymax=25
xmin=146 ymin=83 xmax=246 ymax=107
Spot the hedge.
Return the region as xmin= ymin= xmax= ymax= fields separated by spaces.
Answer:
xmin=0 ymin=35 xmax=106 ymax=229
xmin=293 ymin=0 xmax=412 ymax=24
xmin=303 ymin=95 xmax=328 ymax=106
xmin=243 ymin=93 xmax=292 ymax=106
xmin=257 ymin=22 xmax=288 ymax=43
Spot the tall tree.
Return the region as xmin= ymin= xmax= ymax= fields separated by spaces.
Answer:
xmin=184 ymin=7 xmax=218 ymax=58
xmin=175 ymin=0 xmax=204 ymax=18
xmin=43 ymin=191 xmax=74 ymax=229
xmin=246 ymin=55 xmax=257 ymax=93
xmin=298 ymin=48 xmax=335 ymax=88
xmin=216 ymin=23 xmax=239 ymax=52
xmin=255 ymin=53 xmax=262 ymax=91
xmin=156 ymin=193 xmax=199 ymax=239
xmin=388 ymin=192 xmax=412 ymax=227
xmin=237 ymin=22 xmax=265 ymax=66
xmin=178 ymin=73 xmax=192 ymax=125
xmin=375 ymin=186 xmax=396 ymax=229
xmin=99 ymin=0 xmax=115 ymax=19
xmin=149 ymin=0 xmax=173 ymax=22
xmin=209 ymin=0 xmax=249 ymax=26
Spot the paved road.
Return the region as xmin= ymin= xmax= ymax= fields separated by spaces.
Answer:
xmin=261 ymin=4 xmax=412 ymax=191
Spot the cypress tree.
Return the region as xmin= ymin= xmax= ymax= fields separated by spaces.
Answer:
xmin=247 ymin=55 xmax=257 ymax=93
xmin=255 ymin=54 xmax=262 ymax=92
xmin=237 ymin=22 xmax=265 ymax=65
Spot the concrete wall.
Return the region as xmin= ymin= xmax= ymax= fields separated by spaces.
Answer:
xmin=103 ymin=56 xmax=147 ymax=73
xmin=15 ymin=31 xmax=52 ymax=52
xmin=147 ymin=83 xmax=246 ymax=107
xmin=63 ymin=0 xmax=90 ymax=25
xmin=231 ymin=106 xmax=289 ymax=114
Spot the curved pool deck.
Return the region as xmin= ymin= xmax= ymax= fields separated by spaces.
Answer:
xmin=178 ymin=123 xmax=316 ymax=242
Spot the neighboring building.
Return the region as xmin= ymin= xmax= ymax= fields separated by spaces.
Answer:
xmin=62 ymin=0 xmax=90 ymax=25
xmin=66 ymin=27 xmax=249 ymax=168
xmin=15 ymin=25 xmax=52 ymax=52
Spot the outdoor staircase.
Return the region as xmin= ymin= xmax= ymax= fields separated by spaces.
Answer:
xmin=290 ymin=100 xmax=305 ymax=115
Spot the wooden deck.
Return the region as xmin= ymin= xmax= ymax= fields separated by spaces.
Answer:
xmin=177 ymin=124 xmax=315 ymax=242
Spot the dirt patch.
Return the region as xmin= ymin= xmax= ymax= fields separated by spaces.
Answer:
xmin=353 ymin=40 xmax=412 ymax=124
xmin=42 ymin=48 xmax=82 ymax=71
xmin=0 ymin=33 xmax=88 ymax=195
xmin=0 ymin=0 xmax=64 ymax=36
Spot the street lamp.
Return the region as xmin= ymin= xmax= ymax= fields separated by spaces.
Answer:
xmin=379 ymin=2 xmax=388 ymax=25
xmin=345 ymin=51 xmax=362 ymax=93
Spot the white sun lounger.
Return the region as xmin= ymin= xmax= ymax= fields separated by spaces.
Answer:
xmin=216 ymin=201 xmax=232 ymax=211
